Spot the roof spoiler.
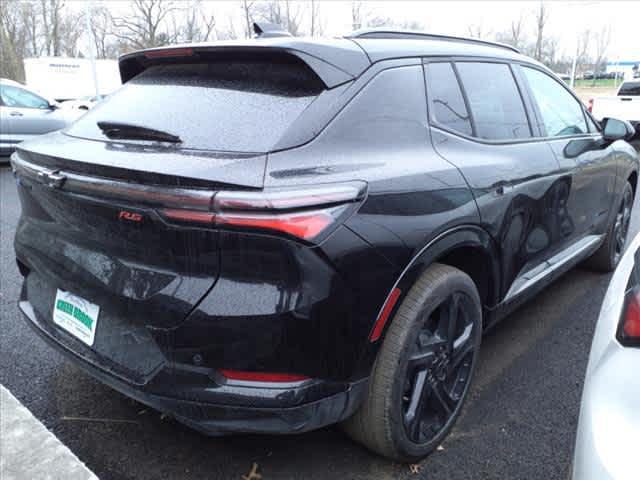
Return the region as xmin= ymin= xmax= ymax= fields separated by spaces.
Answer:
xmin=253 ymin=22 xmax=292 ymax=38
xmin=119 ymin=39 xmax=370 ymax=89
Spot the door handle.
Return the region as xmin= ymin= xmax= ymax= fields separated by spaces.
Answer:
xmin=10 ymin=111 xmax=23 ymax=116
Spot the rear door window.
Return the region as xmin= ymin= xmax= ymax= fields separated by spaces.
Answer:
xmin=455 ymin=62 xmax=532 ymax=141
xmin=521 ymin=66 xmax=588 ymax=137
xmin=66 ymin=59 xmax=324 ymax=153
xmin=425 ymin=62 xmax=473 ymax=136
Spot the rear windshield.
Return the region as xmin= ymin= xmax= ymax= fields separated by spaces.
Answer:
xmin=66 ymin=58 xmax=324 ymax=152
xmin=618 ymin=81 xmax=640 ymax=96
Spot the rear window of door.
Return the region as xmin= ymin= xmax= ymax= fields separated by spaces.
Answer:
xmin=455 ymin=62 xmax=531 ymax=141
xmin=66 ymin=58 xmax=324 ymax=153
xmin=521 ymin=67 xmax=589 ymax=137
xmin=425 ymin=62 xmax=473 ymax=136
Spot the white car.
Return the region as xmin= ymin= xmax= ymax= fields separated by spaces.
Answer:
xmin=590 ymin=81 xmax=640 ymax=138
xmin=0 ymin=78 xmax=83 ymax=156
xmin=59 ymin=95 xmax=107 ymax=112
xmin=573 ymin=228 xmax=640 ymax=480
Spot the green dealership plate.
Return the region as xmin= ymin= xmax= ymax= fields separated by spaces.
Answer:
xmin=53 ymin=289 xmax=100 ymax=347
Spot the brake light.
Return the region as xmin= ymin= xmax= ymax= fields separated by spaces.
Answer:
xmin=144 ymin=47 xmax=194 ymax=59
xmin=216 ymin=210 xmax=334 ymax=240
xmin=587 ymin=98 xmax=594 ymax=113
xmin=158 ymin=182 xmax=366 ymax=241
xmin=219 ymin=370 xmax=310 ymax=383
xmin=621 ymin=289 xmax=640 ymax=341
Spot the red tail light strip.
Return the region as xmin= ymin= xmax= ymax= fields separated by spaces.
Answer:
xmin=219 ymin=370 xmax=310 ymax=383
xmin=369 ymin=287 xmax=402 ymax=342
xmin=160 ymin=208 xmax=337 ymax=240
xmin=622 ymin=290 xmax=640 ymax=338
xmin=216 ymin=211 xmax=334 ymax=240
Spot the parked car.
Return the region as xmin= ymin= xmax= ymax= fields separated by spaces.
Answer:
xmin=11 ymin=26 xmax=639 ymax=462
xmin=572 ymin=231 xmax=639 ymax=480
xmin=591 ymin=81 xmax=640 ymax=138
xmin=59 ymin=94 xmax=107 ymax=111
xmin=0 ymin=78 xmax=83 ymax=157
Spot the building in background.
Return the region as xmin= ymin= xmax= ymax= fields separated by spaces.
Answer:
xmin=23 ymin=57 xmax=121 ymax=101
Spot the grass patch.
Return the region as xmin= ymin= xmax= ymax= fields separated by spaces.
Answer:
xmin=572 ymin=78 xmax=621 ymax=88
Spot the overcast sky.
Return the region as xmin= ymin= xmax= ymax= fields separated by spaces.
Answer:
xmin=90 ymin=1 xmax=640 ymax=60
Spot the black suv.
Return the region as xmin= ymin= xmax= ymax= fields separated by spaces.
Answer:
xmin=11 ymin=27 xmax=638 ymax=461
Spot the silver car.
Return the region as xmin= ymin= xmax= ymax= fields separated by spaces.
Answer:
xmin=573 ymin=231 xmax=640 ymax=480
xmin=0 ymin=79 xmax=82 ymax=156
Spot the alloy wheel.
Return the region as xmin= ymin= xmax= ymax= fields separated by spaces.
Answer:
xmin=402 ymin=291 xmax=477 ymax=443
xmin=613 ymin=188 xmax=633 ymax=265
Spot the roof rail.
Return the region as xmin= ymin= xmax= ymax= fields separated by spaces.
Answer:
xmin=345 ymin=28 xmax=520 ymax=54
xmin=253 ymin=22 xmax=292 ymax=39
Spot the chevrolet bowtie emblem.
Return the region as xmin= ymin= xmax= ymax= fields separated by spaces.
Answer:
xmin=36 ymin=170 xmax=66 ymax=189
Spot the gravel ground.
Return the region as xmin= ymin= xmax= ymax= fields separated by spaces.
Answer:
xmin=1 ymin=161 xmax=638 ymax=480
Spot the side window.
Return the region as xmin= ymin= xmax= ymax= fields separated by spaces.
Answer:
xmin=456 ymin=62 xmax=531 ymax=140
xmin=425 ymin=62 xmax=473 ymax=136
xmin=0 ymin=85 xmax=50 ymax=109
xmin=522 ymin=67 xmax=588 ymax=137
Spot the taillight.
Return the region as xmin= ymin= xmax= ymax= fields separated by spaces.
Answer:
xmin=587 ymin=98 xmax=594 ymax=113
xmin=158 ymin=182 xmax=366 ymax=242
xmin=618 ymin=287 xmax=640 ymax=346
xmin=219 ymin=369 xmax=310 ymax=384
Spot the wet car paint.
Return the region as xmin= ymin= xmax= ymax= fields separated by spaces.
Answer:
xmin=11 ymin=38 xmax=639 ymax=435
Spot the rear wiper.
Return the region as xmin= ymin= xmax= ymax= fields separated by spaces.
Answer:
xmin=97 ymin=121 xmax=182 ymax=143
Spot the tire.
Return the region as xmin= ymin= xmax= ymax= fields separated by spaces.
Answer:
xmin=585 ymin=181 xmax=634 ymax=272
xmin=342 ymin=263 xmax=482 ymax=462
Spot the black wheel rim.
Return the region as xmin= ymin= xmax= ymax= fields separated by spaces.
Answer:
xmin=401 ymin=291 xmax=477 ymax=444
xmin=613 ymin=188 xmax=633 ymax=264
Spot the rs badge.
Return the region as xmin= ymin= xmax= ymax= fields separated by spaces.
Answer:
xmin=118 ymin=210 xmax=143 ymax=222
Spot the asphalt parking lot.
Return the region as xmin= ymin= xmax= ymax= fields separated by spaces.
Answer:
xmin=1 ymin=160 xmax=639 ymax=480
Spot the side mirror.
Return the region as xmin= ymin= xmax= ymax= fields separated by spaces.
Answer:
xmin=602 ymin=117 xmax=635 ymax=141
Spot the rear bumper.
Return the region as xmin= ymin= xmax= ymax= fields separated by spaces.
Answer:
xmin=19 ymin=298 xmax=368 ymax=435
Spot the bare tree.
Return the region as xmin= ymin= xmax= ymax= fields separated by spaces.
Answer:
xmin=467 ymin=24 xmax=490 ymax=39
xmin=40 ymin=0 xmax=68 ymax=56
xmin=1 ymin=0 xmax=82 ymax=80
xmin=111 ymin=0 xmax=180 ymax=51
xmin=310 ymin=0 xmax=324 ymax=37
xmin=534 ymin=1 xmax=548 ymax=61
xmin=367 ymin=16 xmax=424 ymax=30
xmin=88 ymin=6 xmax=119 ymax=59
xmin=496 ymin=16 xmax=526 ymax=50
xmin=0 ymin=0 xmax=29 ymax=81
xmin=217 ymin=13 xmax=238 ymax=40
xmin=591 ymin=25 xmax=611 ymax=85
xmin=351 ymin=1 xmax=366 ymax=30
xmin=254 ymin=0 xmax=303 ymax=36
xmin=240 ymin=0 xmax=256 ymax=38
xmin=177 ymin=0 xmax=216 ymax=43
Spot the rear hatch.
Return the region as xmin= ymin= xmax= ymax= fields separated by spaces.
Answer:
xmin=13 ymin=50 xmax=330 ymax=382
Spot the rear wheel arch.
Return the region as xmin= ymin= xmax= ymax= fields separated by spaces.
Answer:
xmin=368 ymin=225 xmax=501 ymax=347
